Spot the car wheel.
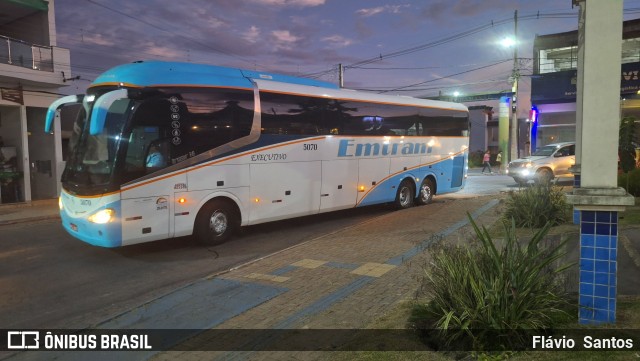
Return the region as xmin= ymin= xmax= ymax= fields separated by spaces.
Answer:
xmin=394 ymin=179 xmax=415 ymax=209
xmin=535 ymin=168 xmax=553 ymax=185
xmin=194 ymin=199 xmax=239 ymax=246
xmin=514 ymin=178 xmax=527 ymax=187
xmin=416 ymin=178 xmax=434 ymax=205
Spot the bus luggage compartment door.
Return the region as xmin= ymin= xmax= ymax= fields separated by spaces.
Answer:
xmin=320 ymin=159 xmax=358 ymax=212
xmin=249 ymin=162 xmax=321 ymax=223
xmin=121 ymin=196 xmax=170 ymax=245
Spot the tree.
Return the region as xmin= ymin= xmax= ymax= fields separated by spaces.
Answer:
xmin=619 ymin=116 xmax=637 ymax=173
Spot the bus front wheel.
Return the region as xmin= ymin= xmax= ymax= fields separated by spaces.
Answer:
xmin=194 ymin=199 xmax=239 ymax=246
xmin=394 ymin=180 xmax=415 ymax=209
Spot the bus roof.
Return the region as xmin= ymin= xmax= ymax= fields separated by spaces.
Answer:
xmin=90 ymin=60 xmax=339 ymax=90
xmin=255 ymin=79 xmax=469 ymax=113
xmin=89 ymin=60 xmax=467 ymax=113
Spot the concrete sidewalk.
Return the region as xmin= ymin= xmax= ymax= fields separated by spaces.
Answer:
xmin=0 ymin=198 xmax=59 ymax=226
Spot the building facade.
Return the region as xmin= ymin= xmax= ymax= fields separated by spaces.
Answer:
xmin=0 ymin=0 xmax=70 ymax=203
xmin=530 ymin=18 xmax=640 ymax=151
xmin=468 ymin=105 xmax=497 ymax=154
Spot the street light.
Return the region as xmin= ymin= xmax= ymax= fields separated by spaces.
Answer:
xmin=501 ymin=37 xmax=516 ymax=48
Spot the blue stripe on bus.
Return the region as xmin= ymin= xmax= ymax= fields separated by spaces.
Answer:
xmin=356 ymin=156 xmax=466 ymax=207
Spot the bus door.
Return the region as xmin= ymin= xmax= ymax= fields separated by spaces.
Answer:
xmin=119 ymin=134 xmax=175 ymax=245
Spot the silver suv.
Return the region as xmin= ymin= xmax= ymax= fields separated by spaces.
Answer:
xmin=507 ymin=142 xmax=575 ymax=185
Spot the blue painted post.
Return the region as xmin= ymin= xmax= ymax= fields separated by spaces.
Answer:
xmin=578 ymin=210 xmax=618 ymax=324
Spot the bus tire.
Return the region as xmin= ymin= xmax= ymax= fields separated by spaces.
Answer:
xmin=394 ymin=179 xmax=415 ymax=209
xmin=194 ymin=199 xmax=239 ymax=246
xmin=416 ymin=178 xmax=435 ymax=205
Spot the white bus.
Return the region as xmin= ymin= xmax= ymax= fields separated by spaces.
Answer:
xmin=46 ymin=61 xmax=469 ymax=247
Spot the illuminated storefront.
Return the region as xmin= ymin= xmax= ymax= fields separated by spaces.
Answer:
xmin=531 ymin=18 xmax=640 ymax=149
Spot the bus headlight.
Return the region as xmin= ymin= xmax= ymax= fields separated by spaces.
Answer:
xmin=87 ymin=208 xmax=115 ymax=224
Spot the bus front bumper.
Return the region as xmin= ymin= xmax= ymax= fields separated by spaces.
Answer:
xmin=60 ymin=207 xmax=123 ymax=248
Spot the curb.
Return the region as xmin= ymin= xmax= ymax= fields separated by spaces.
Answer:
xmin=0 ymin=199 xmax=57 ymax=209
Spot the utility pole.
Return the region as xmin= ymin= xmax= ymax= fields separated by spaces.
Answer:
xmin=510 ymin=10 xmax=519 ymax=164
xmin=338 ymin=63 xmax=344 ymax=88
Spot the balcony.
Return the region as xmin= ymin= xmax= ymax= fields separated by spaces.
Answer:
xmin=0 ymin=34 xmax=70 ymax=88
xmin=0 ymin=34 xmax=53 ymax=71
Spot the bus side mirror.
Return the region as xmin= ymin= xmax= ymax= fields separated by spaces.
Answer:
xmin=89 ymin=89 xmax=129 ymax=135
xmin=45 ymin=95 xmax=83 ymax=133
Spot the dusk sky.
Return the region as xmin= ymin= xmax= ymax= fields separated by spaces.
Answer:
xmin=53 ymin=0 xmax=640 ymax=117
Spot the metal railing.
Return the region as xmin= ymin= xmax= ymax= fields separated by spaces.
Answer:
xmin=0 ymin=35 xmax=53 ymax=72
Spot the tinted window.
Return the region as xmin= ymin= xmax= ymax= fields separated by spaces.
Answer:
xmin=556 ymin=145 xmax=575 ymax=157
xmin=259 ymin=91 xmax=467 ymax=136
xmin=532 ymin=145 xmax=557 ymax=157
xmin=119 ymin=87 xmax=254 ymax=183
xmin=260 ymin=92 xmax=351 ymax=135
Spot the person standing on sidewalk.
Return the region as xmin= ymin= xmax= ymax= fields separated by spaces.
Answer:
xmin=481 ymin=150 xmax=492 ymax=174
xmin=495 ymin=151 xmax=502 ymax=174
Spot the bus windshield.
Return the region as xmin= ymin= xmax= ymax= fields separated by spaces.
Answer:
xmin=62 ymin=89 xmax=132 ymax=195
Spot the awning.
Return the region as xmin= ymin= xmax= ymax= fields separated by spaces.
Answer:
xmin=4 ymin=0 xmax=48 ymax=12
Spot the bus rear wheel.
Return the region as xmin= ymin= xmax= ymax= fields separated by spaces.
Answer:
xmin=394 ymin=180 xmax=415 ymax=209
xmin=416 ymin=178 xmax=434 ymax=205
xmin=194 ymin=199 xmax=239 ymax=246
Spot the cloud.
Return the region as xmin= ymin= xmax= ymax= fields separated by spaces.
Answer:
xmin=80 ymin=33 xmax=116 ymax=47
xmin=356 ymin=6 xmax=385 ymax=17
xmin=243 ymin=26 xmax=261 ymax=43
xmin=250 ymin=0 xmax=325 ymax=7
xmin=140 ymin=43 xmax=186 ymax=60
xmin=356 ymin=4 xmax=410 ymax=17
xmin=321 ymin=35 xmax=353 ymax=48
xmin=271 ymin=30 xmax=302 ymax=49
xmin=421 ymin=0 xmax=516 ymax=21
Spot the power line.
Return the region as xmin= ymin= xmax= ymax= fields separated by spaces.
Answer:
xmin=303 ymin=10 xmax=595 ymax=80
xmin=84 ymin=0 xmax=254 ymax=66
xmin=376 ymin=59 xmax=513 ymax=93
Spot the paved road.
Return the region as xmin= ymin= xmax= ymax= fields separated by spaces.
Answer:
xmin=0 ymin=205 xmax=396 ymax=330
xmin=457 ymin=170 xmax=574 ymax=198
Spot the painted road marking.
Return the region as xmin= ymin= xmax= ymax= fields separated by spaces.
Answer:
xmin=291 ymin=259 xmax=328 ymax=269
xmin=350 ymin=262 xmax=396 ymax=277
xmin=246 ymin=273 xmax=290 ymax=283
xmin=14 ymin=279 xmax=288 ymax=361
